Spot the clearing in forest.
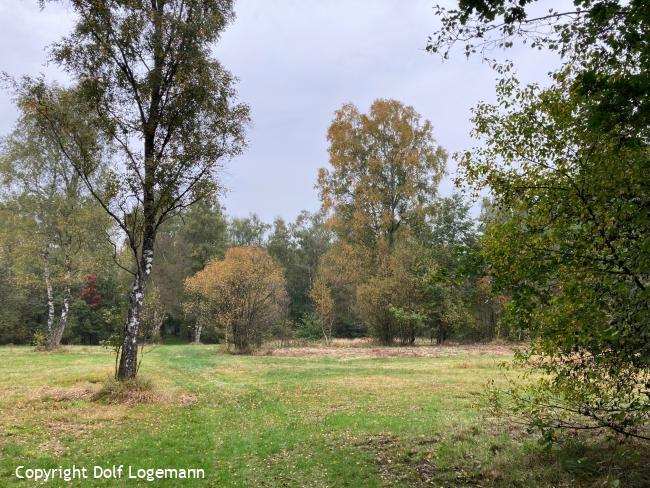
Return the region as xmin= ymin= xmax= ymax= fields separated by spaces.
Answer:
xmin=0 ymin=343 xmax=647 ymax=487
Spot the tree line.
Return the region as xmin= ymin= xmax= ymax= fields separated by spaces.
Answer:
xmin=0 ymin=107 xmax=508 ymax=351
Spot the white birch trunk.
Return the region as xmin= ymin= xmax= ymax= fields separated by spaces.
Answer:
xmin=118 ymin=248 xmax=154 ymax=379
xmin=43 ymin=246 xmax=55 ymax=340
xmin=194 ymin=322 xmax=203 ymax=344
xmin=49 ymin=256 xmax=72 ymax=349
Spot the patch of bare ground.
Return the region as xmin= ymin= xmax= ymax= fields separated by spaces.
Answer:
xmin=39 ymin=436 xmax=67 ymax=456
xmin=257 ymin=340 xmax=515 ymax=359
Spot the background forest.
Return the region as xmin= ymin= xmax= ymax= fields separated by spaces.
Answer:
xmin=0 ymin=138 xmax=505 ymax=348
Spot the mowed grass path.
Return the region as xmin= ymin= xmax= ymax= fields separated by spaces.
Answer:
xmin=0 ymin=344 xmax=646 ymax=487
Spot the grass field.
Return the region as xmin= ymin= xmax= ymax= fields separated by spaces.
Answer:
xmin=0 ymin=343 xmax=647 ymax=487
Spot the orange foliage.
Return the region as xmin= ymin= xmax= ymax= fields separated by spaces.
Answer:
xmin=185 ymin=246 xmax=288 ymax=351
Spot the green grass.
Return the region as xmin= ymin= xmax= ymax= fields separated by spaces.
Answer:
xmin=0 ymin=344 xmax=646 ymax=487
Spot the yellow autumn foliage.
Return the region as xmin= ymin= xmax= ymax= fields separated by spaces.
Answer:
xmin=317 ymin=99 xmax=447 ymax=247
xmin=184 ymin=246 xmax=288 ymax=351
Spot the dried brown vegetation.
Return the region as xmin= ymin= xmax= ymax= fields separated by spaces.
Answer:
xmin=258 ymin=340 xmax=514 ymax=359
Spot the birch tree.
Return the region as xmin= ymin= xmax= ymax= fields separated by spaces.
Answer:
xmin=21 ymin=0 xmax=248 ymax=378
xmin=310 ymin=280 xmax=335 ymax=343
xmin=0 ymin=103 xmax=108 ymax=349
xmin=314 ymin=99 xmax=448 ymax=343
xmin=317 ymin=99 xmax=447 ymax=248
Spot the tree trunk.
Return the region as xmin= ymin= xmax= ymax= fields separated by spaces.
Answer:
xmin=194 ymin=322 xmax=203 ymax=344
xmin=49 ymin=256 xmax=71 ymax=349
xmin=117 ymin=246 xmax=154 ymax=379
xmin=118 ymin=272 xmax=145 ymax=379
xmin=49 ymin=285 xmax=70 ymax=348
xmin=43 ymin=246 xmax=55 ymax=341
xmin=321 ymin=320 xmax=331 ymax=344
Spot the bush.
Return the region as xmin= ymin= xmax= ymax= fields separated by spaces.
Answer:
xmin=185 ymin=247 xmax=288 ymax=351
xmin=31 ymin=330 xmax=48 ymax=351
xmin=334 ymin=319 xmax=367 ymax=339
xmin=295 ymin=313 xmax=323 ymax=340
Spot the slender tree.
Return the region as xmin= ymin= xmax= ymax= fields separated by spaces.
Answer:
xmin=21 ymin=1 xmax=248 ymax=378
xmin=310 ymin=280 xmax=335 ymax=343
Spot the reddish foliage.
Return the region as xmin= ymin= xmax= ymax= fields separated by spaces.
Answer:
xmin=79 ymin=274 xmax=103 ymax=310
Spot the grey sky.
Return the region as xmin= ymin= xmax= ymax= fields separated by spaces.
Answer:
xmin=0 ymin=0 xmax=562 ymax=222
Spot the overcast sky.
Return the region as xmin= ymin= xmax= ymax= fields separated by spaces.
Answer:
xmin=0 ymin=0 xmax=563 ymax=222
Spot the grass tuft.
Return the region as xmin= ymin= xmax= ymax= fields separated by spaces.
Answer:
xmin=92 ymin=376 xmax=160 ymax=405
